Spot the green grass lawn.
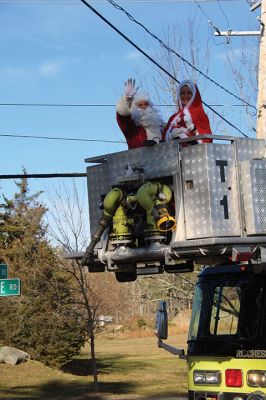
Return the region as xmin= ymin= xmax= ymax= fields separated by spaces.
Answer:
xmin=0 ymin=334 xmax=188 ymax=400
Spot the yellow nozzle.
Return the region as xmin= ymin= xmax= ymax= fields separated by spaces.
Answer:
xmin=157 ymin=215 xmax=176 ymax=232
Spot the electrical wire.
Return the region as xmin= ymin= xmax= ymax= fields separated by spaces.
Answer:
xmin=193 ymin=0 xmax=227 ymax=45
xmin=105 ymin=0 xmax=256 ymax=113
xmin=217 ymin=0 xmax=232 ymax=44
xmin=0 ymin=133 xmax=126 ymax=144
xmin=0 ymin=0 xmax=241 ymax=2
xmin=0 ymin=103 xmax=115 ymax=107
xmin=196 ymin=0 xmax=257 ymax=118
xmin=217 ymin=0 xmax=231 ymax=29
xmin=0 ymin=102 xmax=251 ymax=107
xmin=79 ymin=0 xmax=250 ymax=137
xmin=0 ymin=173 xmax=87 ymax=180
xmin=194 ymin=0 xmax=220 ymax=31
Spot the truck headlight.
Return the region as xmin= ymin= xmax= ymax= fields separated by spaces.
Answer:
xmin=247 ymin=371 xmax=266 ymax=388
xmin=194 ymin=371 xmax=206 ymax=384
xmin=193 ymin=370 xmax=221 ymax=385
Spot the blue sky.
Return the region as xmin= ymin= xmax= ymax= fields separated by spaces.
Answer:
xmin=0 ymin=0 xmax=261 ymax=217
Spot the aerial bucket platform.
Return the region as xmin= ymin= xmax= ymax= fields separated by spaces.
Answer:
xmin=71 ymin=135 xmax=266 ymax=281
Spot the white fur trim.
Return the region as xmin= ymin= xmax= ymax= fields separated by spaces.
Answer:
xmin=165 ymin=113 xmax=181 ymax=141
xmin=183 ymin=108 xmax=192 ymax=123
xmin=183 ymin=109 xmax=194 ymax=131
xmin=166 ymin=114 xmax=181 ymax=136
xmin=133 ymin=91 xmax=150 ymax=103
xmin=116 ymin=96 xmax=131 ymax=116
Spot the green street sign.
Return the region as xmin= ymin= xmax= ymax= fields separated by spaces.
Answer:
xmin=0 ymin=279 xmax=20 ymax=296
xmin=0 ymin=264 xmax=8 ymax=279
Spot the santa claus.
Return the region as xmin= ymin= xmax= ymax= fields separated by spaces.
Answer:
xmin=116 ymin=78 xmax=164 ymax=149
xmin=162 ymin=79 xmax=212 ymax=144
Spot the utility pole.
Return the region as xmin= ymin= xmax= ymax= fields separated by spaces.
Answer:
xmin=257 ymin=0 xmax=266 ymax=139
xmin=214 ymin=0 xmax=266 ymax=139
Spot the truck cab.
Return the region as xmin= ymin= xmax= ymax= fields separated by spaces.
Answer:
xmin=156 ymin=263 xmax=266 ymax=400
xmin=188 ymin=264 xmax=266 ymax=400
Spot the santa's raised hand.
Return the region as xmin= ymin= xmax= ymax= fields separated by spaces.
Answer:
xmin=124 ymin=78 xmax=139 ymax=101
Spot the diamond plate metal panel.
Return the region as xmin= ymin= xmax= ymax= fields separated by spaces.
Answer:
xmin=236 ymin=138 xmax=265 ymax=161
xmin=85 ymin=138 xmax=266 ymax=245
xmin=87 ymin=164 xmax=109 ymax=234
xmin=181 ymin=143 xmax=241 ymax=239
xmin=241 ymin=159 xmax=266 ymax=235
xmin=107 ymin=141 xmax=180 ymax=185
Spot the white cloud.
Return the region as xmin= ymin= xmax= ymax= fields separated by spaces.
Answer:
xmin=0 ymin=61 xmax=64 ymax=82
xmin=38 ymin=61 xmax=63 ymax=77
xmin=124 ymin=51 xmax=143 ymax=61
xmin=0 ymin=66 xmax=26 ymax=77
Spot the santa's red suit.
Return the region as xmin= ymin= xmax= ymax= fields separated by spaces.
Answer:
xmin=116 ymin=93 xmax=163 ymax=149
xmin=116 ymin=113 xmax=147 ymax=149
xmin=162 ymin=80 xmax=212 ymax=144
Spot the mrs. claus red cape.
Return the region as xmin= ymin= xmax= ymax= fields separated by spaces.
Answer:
xmin=162 ymin=80 xmax=212 ymax=143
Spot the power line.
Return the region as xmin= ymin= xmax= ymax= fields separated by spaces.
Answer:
xmin=0 ymin=103 xmax=115 ymax=107
xmin=0 ymin=0 xmax=241 ymax=2
xmin=0 ymin=173 xmax=87 ymax=180
xmin=193 ymin=0 xmax=219 ymax=28
xmin=194 ymin=0 xmax=231 ymax=31
xmin=193 ymin=0 xmax=221 ymax=34
xmin=106 ymin=0 xmax=256 ymax=113
xmin=0 ymin=133 xmax=125 ymax=144
xmin=79 ymin=0 xmax=250 ymax=138
xmin=217 ymin=0 xmax=231 ymax=28
xmin=193 ymin=0 xmax=230 ymax=46
xmin=0 ymin=102 xmax=251 ymax=107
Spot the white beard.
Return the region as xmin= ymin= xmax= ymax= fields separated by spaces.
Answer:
xmin=131 ymin=106 xmax=163 ymax=142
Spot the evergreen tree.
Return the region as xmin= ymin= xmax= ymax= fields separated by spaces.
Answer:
xmin=0 ymin=178 xmax=86 ymax=367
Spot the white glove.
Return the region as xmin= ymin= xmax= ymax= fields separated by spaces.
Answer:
xmin=183 ymin=113 xmax=195 ymax=131
xmin=124 ymin=78 xmax=139 ymax=100
xmin=168 ymin=127 xmax=190 ymax=140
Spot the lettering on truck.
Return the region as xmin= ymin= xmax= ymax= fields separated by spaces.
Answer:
xmin=216 ymin=159 xmax=229 ymax=220
xmin=236 ymin=350 xmax=266 ymax=358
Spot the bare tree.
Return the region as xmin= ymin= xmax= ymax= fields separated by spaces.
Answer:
xmin=46 ymin=180 xmax=89 ymax=253
xmin=46 ymin=182 xmax=132 ymax=390
xmin=134 ymin=269 xmax=200 ymax=319
xmin=138 ymin=15 xmax=213 ymax=123
xmin=45 ymin=182 xmax=101 ymax=390
xmin=137 ymin=12 xmax=258 ymax=136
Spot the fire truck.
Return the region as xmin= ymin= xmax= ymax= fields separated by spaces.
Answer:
xmin=77 ymin=134 xmax=266 ymax=400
